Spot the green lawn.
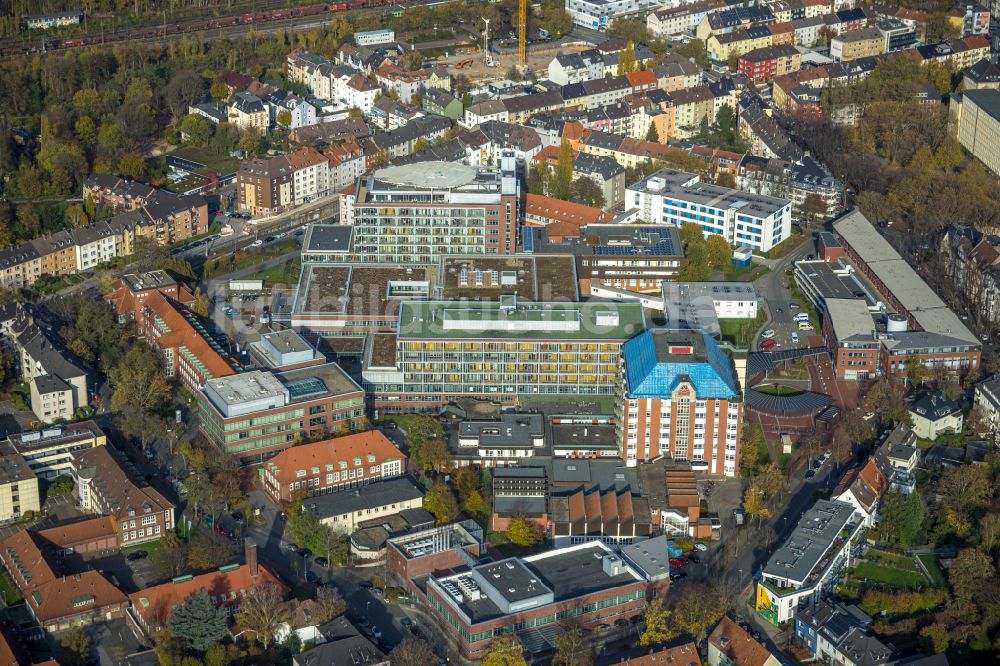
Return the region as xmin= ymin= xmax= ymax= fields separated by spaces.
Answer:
xmin=205 ymin=238 xmax=301 ymax=278
xmin=868 ymin=549 xmax=920 ymax=572
xmin=123 ymin=539 xmax=165 ymax=559
xmin=852 ymin=561 xmax=927 ymax=589
xmin=0 ymin=568 xmax=22 ymax=604
xmin=918 ymin=554 xmax=948 ymax=587
xmin=718 ymin=311 xmax=767 ymax=347
xmin=245 ymin=258 xmax=302 ymax=285
xmin=723 ymin=264 xmax=771 ymax=282
xmin=755 ymin=384 xmax=803 ymax=396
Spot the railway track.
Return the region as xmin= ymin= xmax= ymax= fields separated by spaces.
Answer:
xmin=0 ymin=0 xmax=430 ymax=58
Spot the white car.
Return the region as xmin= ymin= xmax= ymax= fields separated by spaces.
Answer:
xmin=791 ymin=332 xmax=799 ymax=343
xmin=761 ymin=329 xmax=776 ymax=339
xmin=251 ymin=239 xmax=263 ymax=247
xmin=793 ymin=313 xmax=810 ymax=322
xmin=694 ymin=542 xmax=708 ymax=552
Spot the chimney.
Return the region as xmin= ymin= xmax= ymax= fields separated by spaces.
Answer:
xmin=246 ymin=538 xmax=258 ymax=578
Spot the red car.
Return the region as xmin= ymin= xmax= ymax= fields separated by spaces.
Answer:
xmin=669 ymin=558 xmax=684 ymax=567
xmin=760 ymin=339 xmax=776 ymax=350
xmin=678 ymin=555 xmax=690 ymax=565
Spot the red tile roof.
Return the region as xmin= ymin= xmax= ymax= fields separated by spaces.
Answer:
xmin=262 ymin=431 xmax=405 ymax=488
xmin=626 ymin=70 xmax=657 ymax=88
xmin=130 ymin=563 xmax=285 ymax=631
xmin=26 ymin=571 xmax=128 ymax=624
xmin=36 ymin=517 xmax=117 ymax=550
xmin=708 ymin=617 xmax=774 ymax=666
xmin=524 ymin=193 xmax=612 ymax=237
xmin=142 ymin=290 xmax=235 ymax=381
xmin=611 ymin=641 xmax=701 ymax=665
xmin=72 ymin=447 xmax=175 ymax=525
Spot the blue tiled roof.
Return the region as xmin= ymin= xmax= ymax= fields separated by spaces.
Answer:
xmin=623 ymin=330 xmax=739 ymax=399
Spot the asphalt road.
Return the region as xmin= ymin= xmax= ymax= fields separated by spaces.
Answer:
xmin=754 ymin=235 xmax=816 ymax=351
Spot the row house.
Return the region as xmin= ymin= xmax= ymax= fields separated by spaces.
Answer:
xmin=578 ymin=129 xmax=696 ymax=170
xmin=648 ymin=0 xmax=728 ymax=37
xmin=562 ymin=76 xmax=633 ymax=111
xmin=336 ymin=42 xmax=403 ymax=73
xmin=237 ymin=147 xmax=333 ymax=215
xmin=463 ymin=99 xmax=509 ymax=128
xmin=476 ymin=119 xmax=544 ymax=166
xmin=772 ymin=68 xmax=829 ymax=114
xmin=652 ymin=55 xmax=703 ymax=91
xmin=227 ymin=92 xmax=269 ymax=133
xmin=738 ymin=98 xmax=804 ymax=161
xmin=503 ymin=90 xmax=565 ymax=124
xmin=707 ymin=23 xmax=781 ymax=61
xmin=547 ymin=49 xmax=605 ymax=85
xmin=83 ymin=174 xmax=156 ymax=213
xmin=13 ymin=315 xmax=90 ymax=424
xmin=361 ymin=115 xmax=451 ymax=161
xmin=0 ymin=193 xmax=205 ymax=290
xmin=940 ymin=225 xmax=1000 ymax=323
xmin=830 ymin=25 xmax=886 ymax=61
xmin=946 ymin=2 xmax=989 ymax=36
xmin=325 ymin=141 xmax=366 ymax=193
xmin=371 ymin=96 xmax=426 ymax=131
xmin=695 ymin=4 xmax=776 ymax=41
xmin=737 ymin=43 xmax=802 ymax=81
xmin=870 ymin=3 xmax=928 ymax=39
xmin=737 ymin=154 xmax=844 ymax=216
xmin=375 ymin=65 xmax=428 ymax=104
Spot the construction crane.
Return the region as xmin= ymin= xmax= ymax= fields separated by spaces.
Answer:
xmin=481 ymin=17 xmax=490 ymax=55
xmin=518 ymin=0 xmax=527 ymax=68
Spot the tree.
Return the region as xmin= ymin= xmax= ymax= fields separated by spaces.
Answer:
xmin=60 ymin=629 xmax=90 ymax=666
xmin=617 ymin=41 xmax=636 ymax=76
xmin=108 ymin=342 xmax=170 ymax=416
xmin=553 ymin=139 xmax=574 ymax=200
xmin=236 ymin=581 xmax=290 ymax=648
xmin=907 ymin=355 xmax=930 ymax=386
xmin=864 ymin=380 xmax=910 ymax=426
xmin=919 ymin=623 xmax=949 ymax=654
xmin=187 ymin=530 xmax=236 ymax=571
xmin=164 ymin=70 xmax=206 ymax=121
xmin=313 ymin=586 xmax=347 ymax=624
xmin=674 ymin=39 xmax=708 ymax=68
xmin=552 ymin=621 xmax=593 ymax=666
xmin=167 ymin=590 xmax=229 ymax=652
xmin=481 ymin=634 xmax=528 ymax=666
xmin=413 ymin=137 xmax=430 ymax=153
xmin=191 ymin=287 xmax=210 ymax=317
xmin=743 ymin=477 xmax=771 ymax=528
xmin=72 ymin=89 xmax=101 ymax=117
xmin=569 ymin=176 xmax=605 ymax=208
xmin=464 ymin=489 xmax=486 ymax=517
xmin=389 ymin=637 xmax=436 ymax=666
xmin=646 ymin=122 xmax=660 ymax=143
xmin=877 ymin=489 xmax=925 ymax=547
xmin=678 ymin=223 xmax=703 ymax=248
xmin=671 ymin=585 xmax=727 ymax=642
xmin=118 ymin=152 xmax=146 ymax=180
xmin=801 ymin=193 xmax=829 ymax=220
xmin=506 ymin=517 xmax=537 ymax=547
xmin=152 ymin=532 xmax=189 ymax=579
xmin=210 ymin=81 xmax=231 ymax=100
xmin=276 ymin=109 xmax=292 ymax=126
xmin=979 ymin=512 xmax=1000 ymax=554
xmin=238 ymin=129 xmax=261 ymax=155
xmin=924 ymin=12 xmax=958 ymax=43
xmin=75 ymin=116 xmax=97 ymax=145
xmin=677 ymin=241 xmax=711 ymax=281
xmin=64 ymin=203 xmax=89 ymax=228
xmin=424 ymin=482 xmax=459 ymax=524
xmin=949 ymin=547 xmax=995 ymax=604
xmin=408 ymin=426 xmax=450 ymax=473
xmin=704 ymin=234 xmax=732 ymax=271
xmin=639 ymin=597 xmax=675 ymax=647
xmin=179 ymin=114 xmax=211 ymax=147
xmin=940 ymin=463 xmax=991 ymax=518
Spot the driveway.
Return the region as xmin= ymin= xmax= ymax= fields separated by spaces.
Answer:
xmin=753 ymin=237 xmax=815 ymax=350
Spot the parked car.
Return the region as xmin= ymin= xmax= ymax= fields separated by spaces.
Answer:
xmin=793 ymin=313 xmax=810 ymax=322
xmin=760 ymin=339 xmax=777 ymax=351
xmin=687 ymin=553 xmax=701 ymax=564
xmin=371 ymin=626 xmax=382 ymax=640
xmin=264 ymin=236 xmax=276 ymax=243
xmin=669 ymin=558 xmax=684 ymax=567
xmin=401 ymin=618 xmax=413 ymax=628
xmin=694 ymin=543 xmax=708 ymax=552
xmin=812 ymin=459 xmax=822 ymax=469
xmin=314 ymin=557 xmax=329 ymax=568
xmin=373 ymin=587 xmax=384 ymax=598
xmin=251 ymin=239 xmax=263 ymax=247
xmin=285 ymin=543 xmax=299 ymax=551
xmin=798 ymin=322 xmax=815 ymax=331
xmin=677 ymin=555 xmax=689 ymax=565
xmin=669 ymin=571 xmax=687 ymax=581
xmin=305 ymin=571 xmax=319 ymax=583
xmin=360 ymin=580 xmax=374 ymax=589
xmin=791 ymin=332 xmax=799 ymax=344
xmin=297 ymin=548 xmax=312 ymax=559
xmin=805 ymin=469 xmax=816 ymax=479
xmin=761 ymin=329 xmax=776 ymax=339
xmin=356 ymin=616 xmax=370 ymax=628
xmin=789 ymin=303 xmax=801 ymax=309
xmin=126 ymin=550 xmax=148 ymax=561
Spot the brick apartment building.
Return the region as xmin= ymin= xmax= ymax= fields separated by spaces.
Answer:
xmin=139 ymin=290 xmax=235 ymax=393
xmin=72 ymin=446 xmax=175 ymax=547
xmin=261 ymin=430 xmax=406 ymax=503
xmin=737 ymin=44 xmax=802 ymax=82
xmin=105 ymin=271 xmax=195 ymax=330
xmin=83 ymin=174 xmax=208 ymax=245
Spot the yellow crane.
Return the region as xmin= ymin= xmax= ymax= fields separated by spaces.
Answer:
xmin=518 ymin=0 xmax=527 ymax=68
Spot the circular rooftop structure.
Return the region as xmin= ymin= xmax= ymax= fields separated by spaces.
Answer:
xmin=374 ymin=162 xmax=477 ymax=189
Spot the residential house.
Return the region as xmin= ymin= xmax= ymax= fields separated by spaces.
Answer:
xmin=303 ymin=476 xmax=426 ymax=532
xmin=375 ymin=65 xmax=428 ymax=104
xmin=708 ymin=616 xmax=781 ymax=666
xmin=422 ymin=88 xmax=463 ymax=120
xmin=548 ymin=50 xmax=605 ymax=85
xmin=963 ymin=58 xmax=1000 ymax=90
xmin=648 ymin=0 xmax=727 ymax=37
xmin=371 ymin=96 xmax=425 ymax=131
xmin=908 ymin=391 xmax=963 ymax=440
xmin=652 ymin=56 xmax=703 ymax=91
xmin=293 ymin=617 xmax=389 ymax=666
xmin=737 ymin=154 xmax=843 ymax=217
xmin=6 ymin=420 xmax=107 ymax=481
xmin=609 ymin=642 xmax=701 ymax=665
xmin=344 ymin=73 xmax=380 ymax=115
xmin=795 ymin=599 xmax=880 ymax=664
xmin=227 ymin=92 xmax=269 ymax=133
xmin=72 ymin=446 xmax=175 ymax=547
xmin=832 ymin=448 xmax=893 ymax=525
xmin=950 ymin=87 xmax=1000 ymax=176
xmin=261 ymin=431 xmax=406 ymax=503
xmin=831 ymin=26 xmax=886 ymax=61
xmin=13 ymin=316 xmax=90 ymax=424
xmin=737 ymin=44 xmax=802 ymax=81
xmin=463 ymin=99 xmax=509 ymax=128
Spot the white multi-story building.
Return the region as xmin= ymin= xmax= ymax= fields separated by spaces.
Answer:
xmin=286 ymin=148 xmax=330 ymax=205
xmin=755 ymin=500 xmax=865 ymax=625
xmin=344 ymin=73 xmax=380 ymax=115
xmin=565 ymin=0 xmax=660 ymax=30
xmin=627 ymin=168 xmax=793 ymax=253
xmin=72 ymin=222 xmax=118 ymax=271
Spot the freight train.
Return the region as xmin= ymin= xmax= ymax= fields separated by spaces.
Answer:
xmin=2 ymin=0 xmax=401 ymax=57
